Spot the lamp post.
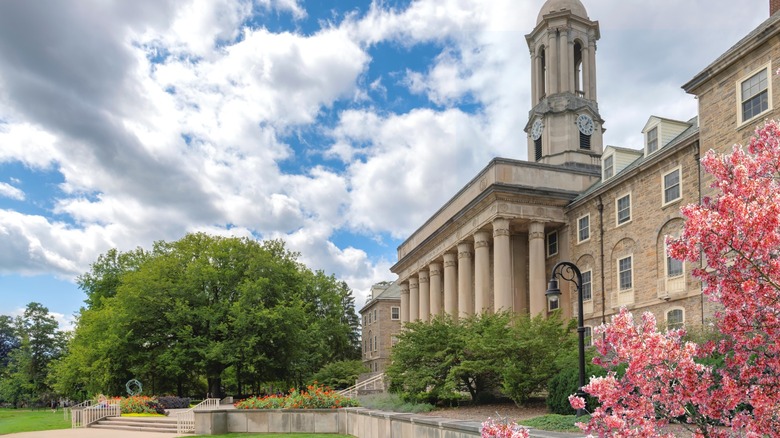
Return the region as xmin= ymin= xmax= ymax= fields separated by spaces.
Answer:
xmin=546 ymin=261 xmax=587 ymax=417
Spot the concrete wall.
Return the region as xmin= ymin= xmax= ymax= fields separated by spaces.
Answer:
xmin=193 ymin=408 xmax=482 ymax=437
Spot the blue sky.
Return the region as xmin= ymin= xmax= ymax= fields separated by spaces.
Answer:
xmin=0 ymin=0 xmax=768 ymax=328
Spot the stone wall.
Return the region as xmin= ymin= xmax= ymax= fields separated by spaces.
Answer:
xmin=193 ymin=408 xmax=482 ymax=437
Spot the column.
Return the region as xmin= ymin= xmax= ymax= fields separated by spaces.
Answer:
xmin=493 ymin=218 xmax=512 ymax=313
xmin=418 ymin=270 xmax=430 ymax=322
xmin=429 ymin=262 xmax=442 ymax=319
xmin=582 ymin=46 xmax=591 ymax=100
xmin=443 ymin=252 xmax=458 ymax=317
xmin=559 ymin=28 xmax=570 ymax=94
xmin=548 ymin=29 xmax=558 ymax=95
xmin=400 ymin=282 xmax=410 ymax=324
xmin=588 ymin=38 xmax=598 ymax=101
xmin=531 ymin=49 xmax=538 ymax=103
xmin=457 ymin=241 xmax=474 ymax=318
xmin=474 ymin=231 xmax=491 ymax=314
xmin=409 ymin=277 xmax=419 ymax=322
xmin=529 ymin=221 xmax=547 ymax=316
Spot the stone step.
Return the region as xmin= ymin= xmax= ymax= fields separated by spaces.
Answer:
xmin=90 ymin=415 xmax=183 ymax=434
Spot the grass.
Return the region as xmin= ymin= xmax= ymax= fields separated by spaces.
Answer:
xmin=520 ymin=413 xmax=588 ymax=432
xmin=0 ymin=408 xmax=70 ymax=434
xmin=191 ymin=435 xmax=351 ymax=438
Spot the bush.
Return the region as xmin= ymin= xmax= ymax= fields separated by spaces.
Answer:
xmin=519 ymin=414 xmax=587 ymax=432
xmin=234 ymin=383 xmax=358 ymax=409
xmin=546 ymin=365 xmax=605 ymax=415
xmin=357 ymin=392 xmax=434 ymax=413
xmin=310 ymin=360 xmax=368 ymax=390
xmin=119 ymin=396 xmax=166 ymax=414
xmin=157 ymin=396 xmax=191 ymax=409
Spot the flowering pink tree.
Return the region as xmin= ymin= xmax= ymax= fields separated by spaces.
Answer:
xmin=571 ymin=120 xmax=780 ymax=436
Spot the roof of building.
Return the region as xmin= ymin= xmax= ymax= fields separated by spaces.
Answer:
xmin=537 ymin=0 xmax=588 ymax=24
xmin=684 ymin=12 xmax=780 ymax=93
xmin=570 ymin=116 xmax=699 ymax=205
xmin=360 ymin=281 xmax=401 ymax=313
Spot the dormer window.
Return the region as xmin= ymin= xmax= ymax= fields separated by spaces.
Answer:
xmin=603 ymin=155 xmax=614 ymax=179
xmin=647 ymin=127 xmax=658 ymax=154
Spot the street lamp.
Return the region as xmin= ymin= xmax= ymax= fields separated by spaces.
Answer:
xmin=546 ymin=261 xmax=587 ymax=417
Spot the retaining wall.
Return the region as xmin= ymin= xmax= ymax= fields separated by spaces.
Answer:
xmin=193 ymin=407 xmax=482 ymax=437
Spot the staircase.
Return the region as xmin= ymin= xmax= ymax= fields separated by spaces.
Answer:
xmin=90 ymin=416 xmax=180 ymax=434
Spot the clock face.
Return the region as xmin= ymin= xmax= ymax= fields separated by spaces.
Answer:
xmin=531 ymin=119 xmax=543 ymax=140
xmin=576 ymin=114 xmax=595 ymax=136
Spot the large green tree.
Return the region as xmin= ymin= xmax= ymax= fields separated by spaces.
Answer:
xmin=53 ymin=233 xmax=360 ymax=399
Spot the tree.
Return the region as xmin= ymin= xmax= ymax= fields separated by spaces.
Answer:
xmin=0 ymin=315 xmax=19 ymax=368
xmin=54 ymin=233 xmax=361 ymax=398
xmin=572 ymin=120 xmax=780 ymax=436
xmin=310 ymin=360 xmax=368 ymax=390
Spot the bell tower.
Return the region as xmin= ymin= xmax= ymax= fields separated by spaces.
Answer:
xmin=525 ymin=0 xmax=603 ymax=169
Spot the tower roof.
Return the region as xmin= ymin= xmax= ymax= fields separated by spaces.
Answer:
xmin=536 ymin=0 xmax=589 ymax=24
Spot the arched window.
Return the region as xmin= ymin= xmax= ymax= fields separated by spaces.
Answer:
xmin=573 ymin=41 xmax=584 ymax=96
xmin=667 ymin=308 xmax=684 ymax=330
xmin=368 ymin=331 xmax=373 ymax=352
xmin=539 ymin=47 xmax=547 ymax=99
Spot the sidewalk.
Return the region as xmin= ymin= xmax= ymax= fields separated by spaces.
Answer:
xmin=5 ymin=430 xmax=184 ymax=438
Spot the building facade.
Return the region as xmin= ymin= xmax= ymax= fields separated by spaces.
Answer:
xmin=389 ymin=0 xmax=780 ymax=336
xmin=359 ymin=282 xmax=401 ymax=374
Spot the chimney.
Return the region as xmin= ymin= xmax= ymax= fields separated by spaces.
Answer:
xmin=772 ymin=0 xmax=780 ymax=16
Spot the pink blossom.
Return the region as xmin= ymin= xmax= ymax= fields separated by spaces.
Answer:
xmin=568 ymin=394 xmax=585 ymax=410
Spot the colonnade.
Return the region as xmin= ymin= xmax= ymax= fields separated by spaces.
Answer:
xmin=531 ymin=27 xmax=598 ymax=102
xmin=399 ymin=219 xmax=550 ymax=323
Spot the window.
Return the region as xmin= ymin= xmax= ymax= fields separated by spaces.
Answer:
xmin=667 ymin=308 xmax=684 ymax=330
xmin=647 ymin=127 xmax=658 ymax=154
xmin=547 ymin=231 xmax=558 ymax=257
xmin=582 ymin=270 xmax=592 ymax=302
xmin=604 ymin=155 xmax=614 ymax=179
xmin=374 ymin=309 xmax=377 ymax=322
xmin=618 ymin=256 xmax=633 ymax=291
xmin=740 ymin=67 xmax=769 ymax=123
xmin=616 ymin=194 xmax=631 ymax=225
xmin=578 ymin=215 xmax=590 ymax=243
xmin=391 ymin=336 xmax=399 ymax=346
xmin=368 ymin=332 xmax=373 ymax=351
xmin=391 ymin=306 xmax=400 ymax=320
xmin=535 ymin=137 xmax=542 ymax=161
xmin=583 ymin=326 xmax=593 ymax=347
xmin=374 ymin=336 xmax=378 ymax=351
xmin=667 ymin=252 xmax=683 ymax=278
xmin=663 ymin=168 xmax=681 ymax=205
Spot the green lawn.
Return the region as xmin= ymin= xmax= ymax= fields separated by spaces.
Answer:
xmin=191 ymin=435 xmax=351 ymax=438
xmin=0 ymin=409 xmax=70 ymax=434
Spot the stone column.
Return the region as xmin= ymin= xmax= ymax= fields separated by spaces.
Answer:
xmin=474 ymin=231 xmax=491 ymax=314
xmin=409 ymin=277 xmax=419 ymax=322
xmin=531 ymin=49 xmax=539 ymax=103
xmin=568 ymin=36 xmax=576 ymax=92
xmin=493 ymin=218 xmax=512 ymax=313
xmin=457 ymin=241 xmax=474 ymax=318
xmin=429 ymin=262 xmax=442 ymax=319
xmin=418 ymin=270 xmax=430 ymax=322
xmin=588 ymin=37 xmax=598 ymax=101
xmin=559 ymin=28 xmax=570 ymax=94
xmin=400 ymin=282 xmax=410 ymax=323
xmin=548 ymin=29 xmax=558 ymax=95
xmin=529 ymin=221 xmax=547 ymax=316
xmin=443 ymin=252 xmax=458 ymax=317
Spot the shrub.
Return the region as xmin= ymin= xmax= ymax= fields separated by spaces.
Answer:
xmin=157 ymin=396 xmax=191 ymax=409
xmin=119 ymin=396 xmax=165 ymax=414
xmin=234 ymin=383 xmax=358 ymax=409
xmin=546 ymin=365 xmax=605 ymax=415
xmin=310 ymin=360 xmax=368 ymax=390
xmin=357 ymin=392 xmax=434 ymax=413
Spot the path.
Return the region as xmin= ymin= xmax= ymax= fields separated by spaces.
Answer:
xmin=5 ymin=429 xmax=184 ymax=438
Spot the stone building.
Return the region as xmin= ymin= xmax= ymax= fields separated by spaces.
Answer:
xmin=359 ymin=282 xmax=401 ymax=374
xmin=389 ymin=0 xmax=780 ymax=335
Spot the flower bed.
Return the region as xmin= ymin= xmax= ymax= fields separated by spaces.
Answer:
xmin=234 ymin=384 xmax=358 ymax=409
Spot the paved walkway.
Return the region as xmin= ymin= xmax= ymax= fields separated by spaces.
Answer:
xmin=5 ymin=430 xmax=185 ymax=438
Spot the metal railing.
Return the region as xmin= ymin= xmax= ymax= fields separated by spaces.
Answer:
xmin=337 ymin=372 xmax=385 ymax=399
xmin=175 ymin=398 xmax=221 ymax=434
xmin=72 ymin=400 xmax=120 ymax=428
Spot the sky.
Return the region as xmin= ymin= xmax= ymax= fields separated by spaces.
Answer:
xmin=0 ymin=0 xmax=769 ymax=329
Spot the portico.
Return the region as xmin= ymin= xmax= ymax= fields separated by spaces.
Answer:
xmin=392 ymin=157 xmax=600 ymax=322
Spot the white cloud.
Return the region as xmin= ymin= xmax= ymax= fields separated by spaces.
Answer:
xmin=0 ymin=182 xmax=24 ymax=201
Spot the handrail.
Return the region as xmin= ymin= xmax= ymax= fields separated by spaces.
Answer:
xmin=73 ymin=401 xmax=120 ymax=428
xmin=175 ymin=397 xmax=221 ymax=434
xmin=337 ymin=373 xmax=385 ymax=399
xmin=70 ymin=400 xmax=93 ymax=428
